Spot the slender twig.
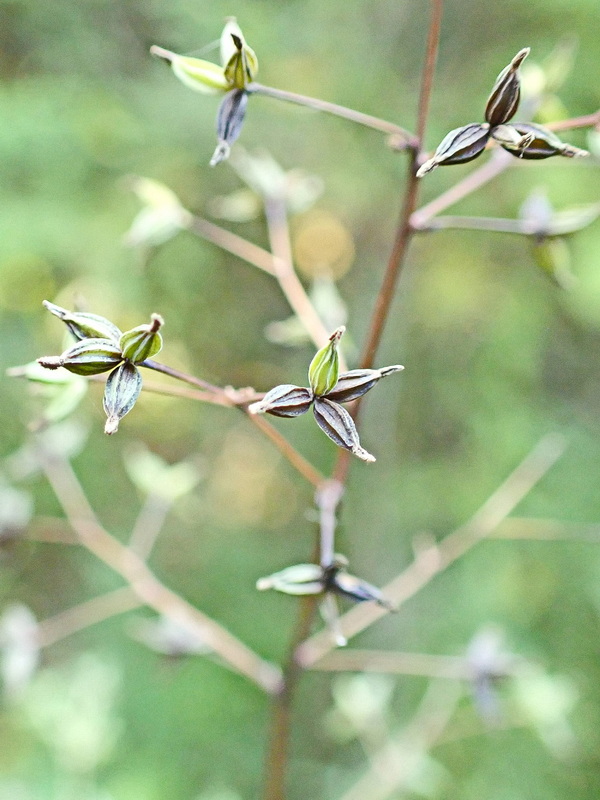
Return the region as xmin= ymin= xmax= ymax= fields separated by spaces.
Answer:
xmin=248 ymin=82 xmax=417 ymax=146
xmin=264 ymin=193 xmax=335 ymax=354
xmin=546 ymin=108 xmax=600 ymax=132
xmin=298 ymin=434 xmax=565 ymax=667
xmin=38 ymin=449 xmax=282 ymax=694
xmin=128 ymin=494 xmax=172 ymax=561
xmin=416 ymin=215 xmax=526 ymax=234
xmin=411 ymin=148 xmax=513 ymax=228
xmin=312 ymin=649 xmax=469 ymax=679
xmin=141 ymin=359 xmax=229 ymax=397
xmin=37 ymin=587 xmax=141 ymax=648
xmin=315 ymin=479 xmax=345 ymax=566
xmin=491 ymin=516 xmax=600 ymax=542
xmin=188 ymin=216 xmax=276 ymax=275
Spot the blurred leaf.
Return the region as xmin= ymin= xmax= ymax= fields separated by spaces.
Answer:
xmin=123 ymin=444 xmax=203 ymax=502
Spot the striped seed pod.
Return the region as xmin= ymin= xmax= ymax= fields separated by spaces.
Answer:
xmin=103 ymin=362 xmax=143 ymax=435
xmin=248 ymin=384 xmax=313 ymax=417
xmin=43 ymin=301 xmax=122 ymax=343
xmin=417 ymin=123 xmax=491 ymax=177
xmin=312 ymin=397 xmax=375 ymax=462
xmin=211 ymin=88 xmax=249 ymax=166
xmin=308 ymin=326 xmax=345 ymax=397
xmin=120 ymin=314 xmax=164 ymax=364
xmin=38 ymin=338 xmax=123 ymax=376
xmin=485 ymin=47 xmax=530 ymax=127
xmin=326 ymin=365 xmax=404 ymax=404
xmin=497 ymin=123 xmax=589 ymax=160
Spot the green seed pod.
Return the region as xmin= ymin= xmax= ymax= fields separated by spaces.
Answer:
xmin=248 ymin=384 xmax=313 ymax=417
xmin=38 ymin=338 xmax=123 ymax=376
xmin=312 ymin=397 xmax=375 ymax=462
xmin=210 ymin=89 xmax=249 ymax=166
xmin=485 ymin=47 xmax=529 ymax=127
xmin=222 ymin=26 xmax=258 ymax=89
xmin=103 ymin=362 xmax=143 ymax=435
xmin=308 ymin=327 xmax=345 ymax=397
xmin=326 ymin=365 xmax=404 ymax=404
xmin=43 ymin=301 xmax=122 ymax=343
xmin=120 ymin=314 xmax=164 ymax=364
xmin=323 ymin=561 xmax=396 ymax=610
xmin=417 ymin=123 xmax=491 ymax=177
xmin=256 ymin=563 xmax=324 ymax=595
xmin=498 ymin=123 xmax=589 ymax=160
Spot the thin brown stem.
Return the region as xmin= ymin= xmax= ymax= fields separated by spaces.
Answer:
xmin=546 ymin=108 xmax=600 ymax=132
xmin=262 ymin=4 xmax=445 ymax=797
xmin=37 ymin=587 xmax=141 ymax=648
xmin=39 ymin=449 xmax=282 ymax=694
xmin=128 ymin=494 xmax=172 ymax=560
xmin=141 ymin=359 xmax=229 ymax=397
xmin=297 ymin=434 xmax=565 ymax=667
xmin=248 ymin=82 xmax=417 ymax=146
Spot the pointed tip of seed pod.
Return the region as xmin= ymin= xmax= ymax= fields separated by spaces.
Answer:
xmin=210 ymin=141 xmax=230 ymax=167
xmin=104 ymin=416 xmax=120 ymax=435
xmin=330 ymin=326 xmax=346 ymax=342
xmin=353 ymin=446 xmax=376 ymax=463
xmin=149 ymin=313 xmax=164 ymax=332
xmin=380 ymin=364 xmax=405 ymax=377
xmin=256 ymin=577 xmax=273 ymax=591
xmin=416 ymin=159 xmax=437 ymax=178
xmin=247 ymin=400 xmax=265 ymax=415
xmin=150 ymin=45 xmax=175 ymax=64
xmin=562 ymin=144 xmax=590 ymax=158
xmin=512 ymin=47 xmax=530 ymax=67
xmin=37 ymin=357 xmax=63 ymax=370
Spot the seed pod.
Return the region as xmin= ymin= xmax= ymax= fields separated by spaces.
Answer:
xmin=103 ymin=362 xmax=143 ymax=435
xmin=485 ymin=47 xmax=530 ymax=127
xmin=120 ymin=314 xmax=164 ymax=364
xmin=323 ymin=563 xmax=395 ymax=611
xmin=43 ymin=301 xmax=122 ymax=343
xmin=417 ymin=123 xmax=491 ymax=177
xmin=222 ymin=27 xmax=259 ymax=89
xmin=248 ymin=384 xmax=313 ymax=417
xmin=150 ymin=46 xmax=229 ymax=94
xmin=308 ymin=327 xmax=345 ymax=397
xmin=210 ymin=89 xmax=249 ymax=166
xmin=38 ymin=338 xmax=123 ymax=376
xmin=498 ymin=123 xmax=589 ymax=160
xmin=326 ymin=365 xmax=404 ymax=404
xmin=490 ymin=123 xmax=535 ymax=150
xmin=312 ymin=397 xmax=375 ymax=462
xmin=256 ymin=563 xmax=324 ymax=595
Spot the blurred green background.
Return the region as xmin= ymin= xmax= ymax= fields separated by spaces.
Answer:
xmin=1 ymin=0 xmax=600 ymax=798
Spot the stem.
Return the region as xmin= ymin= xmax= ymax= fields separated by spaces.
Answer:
xmin=264 ymin=194 xmax=336 ymax=354
xmin=411 ymin=148 xmax=513 ymax=228
xmin=312 ymin=649 xmax=469 ymax=679
xmin=39 ymin=449 xmax=282 ymax=694
xmin=189 ymin=216 xmax=276 ymax=275
xmin=416 ymin=215 xmax=525 ymax=234
xmin=262 ymin=4 xmax=445 ymax=796
xmin=248 ymin=82 xmax=417 ymax=146
xmin=547 ymin=108 xmax=600 ymax=132
xmin=297 ymin=433 xmax=566 ymax=667
xmin=263 ymin=595 xmax=320 ymax=800
xmin=38 ymin=587 xmax=141 ymax=648
xmin=315 ymin=479 xmax=345 ymax=567
xmin=141 ymin=359 xmax=228 ymax=397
